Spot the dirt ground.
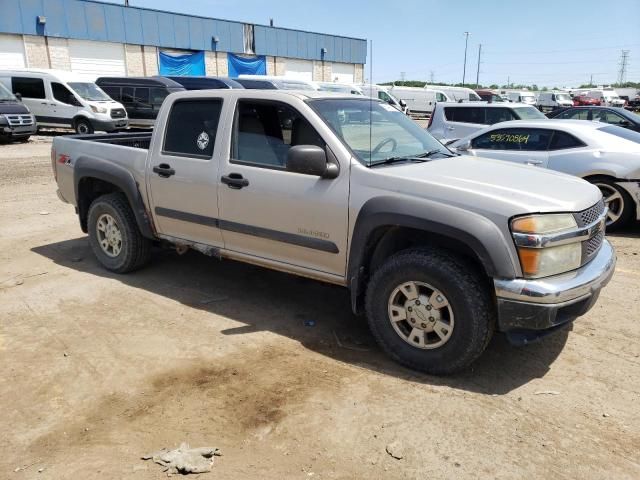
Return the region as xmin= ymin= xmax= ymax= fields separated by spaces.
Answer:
xmin=1 ymin=137 xmax=639 ymax=479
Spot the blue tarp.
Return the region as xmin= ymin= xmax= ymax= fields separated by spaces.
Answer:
xmin=158 ymin=51 xmax=206 ymax=76
xmin=227 ymin=53 xmax=267 ymax=78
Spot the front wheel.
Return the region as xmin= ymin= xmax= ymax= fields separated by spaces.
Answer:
xmin=591 ymin=179 xmax=634 ymax=230
xmin=87 ymin=193 xmax=151 ymax=273
xmin=75 ymin=118 xmax=94 ymax=135
xmin=365 ymin=248 xmax=494 ymax=375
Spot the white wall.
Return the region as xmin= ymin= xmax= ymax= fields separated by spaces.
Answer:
xmin=331 ymin=63 xmax=355 ymax=83
xmin=68 ymin=40 xmax=126 ymax=80
xmin=0 ymin=34 xmax=26 ymax=69
xmin=284 ymin=58 xmax=313 ymax=81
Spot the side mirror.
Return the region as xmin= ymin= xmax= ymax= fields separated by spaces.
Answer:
xmin=14 ymin=92 xmax=22 ymax=101
xmin=286 ymin=145 xmax=338 ymax=178
xmin=455 ymin=139 xmax=471 ymax=151
xmin=399 ymin=99 xmax=407 ymax=108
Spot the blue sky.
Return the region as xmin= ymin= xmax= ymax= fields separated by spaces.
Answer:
xmin=103 ymin=0 xmax=639 ymax=87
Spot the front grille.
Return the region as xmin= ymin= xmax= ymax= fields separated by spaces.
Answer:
xmin=5 ymin=114 xmax=34 ymax=126
xmin=110 ymin=108 xmax=126 ymax=119
xmin=578 ymin=199 xmax=605 ymax=227
xmin=586 ymin=231 xmax=604 ymax=256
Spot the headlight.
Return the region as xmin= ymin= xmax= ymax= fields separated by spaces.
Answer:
xmin=90 ymin=105 xmax=107 ymax=114
xmin=511 ymin=213 xmax=581 ymax=278
xmin=0 ymin=115 xmax=7 ymax=126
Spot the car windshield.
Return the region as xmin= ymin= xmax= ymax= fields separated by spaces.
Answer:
xmin=513 ymin=106 xmax=546 ymax=120
xmin=0 ymin=82 xmax=16 ymax=101
xmin=68 ymin=82 xmax=111 ymax=101
xmin=309 ymin=98 xmax=450 ymax=166
xmin=556 ymin=93 xmax=571 ymax=101
xmin=599 ymin=125 xmax=640 ymax=143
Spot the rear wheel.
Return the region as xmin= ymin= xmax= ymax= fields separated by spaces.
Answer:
xmin=87 ymin=193 xmax=151 ymax=273
xmin=591 ymin=178 xmax=634 ymax=230
xmin=365 ymin=248 xmax=494 ymax=375
xmin=75 ymin=118 xmax=94 ymax=135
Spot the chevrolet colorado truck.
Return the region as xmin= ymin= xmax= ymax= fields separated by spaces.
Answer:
xmin=52 ymin=90 xmax=616 ymax=374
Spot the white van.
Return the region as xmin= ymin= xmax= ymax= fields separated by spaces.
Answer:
xmin=504 ymin=91 xmax=537 ymax=106
xmin=0 ymin=69 xmax=128 ymax=134
xmin=536 ymin=91 xmax=573 ymax=112
xmin=429 ymin=85 xmax=482 ymax=103
xmin=586 ymin=89 xmax=626 ymax=108
xmin=387 ymin=86 xmax=451 ymax=115
xmin=358 ymin=84 xmax=407 ymax=113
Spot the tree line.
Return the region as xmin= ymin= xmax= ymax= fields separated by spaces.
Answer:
xmin=379 ymin=80 xmax=640 ymax=91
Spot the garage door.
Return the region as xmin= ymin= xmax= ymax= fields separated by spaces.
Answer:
xmin=331 ymin=63 xmax=355 ymax=83
xmin=0 ymin=34 xmax=26 ymax=69
xmin=68 ymin=40 xmax=126 ymax=80
xmin=284 ymin=58 xmax=313 ymax=81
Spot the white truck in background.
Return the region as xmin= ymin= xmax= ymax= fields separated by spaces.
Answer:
xmin=427 ymin=85 xmax=482 ymax=103
xmin=358 ymin=84 xmax=407 ymax=113
xmin=387 ymin=86 xmax=451 ymax=115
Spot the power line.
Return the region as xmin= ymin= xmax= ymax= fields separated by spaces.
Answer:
xmin=618 ymin=50 xmax=630 ymax=84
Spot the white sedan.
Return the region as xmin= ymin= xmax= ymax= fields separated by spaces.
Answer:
xmin=449 ymin=120 xmax=640 ymax=229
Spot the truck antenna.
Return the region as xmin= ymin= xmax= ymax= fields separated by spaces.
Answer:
xmin=369 ymin=39 xmax=373 ymax=165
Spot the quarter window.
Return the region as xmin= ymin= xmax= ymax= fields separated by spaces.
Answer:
xmin=11 ymin=77 xmax=45 ymax=99
xmin=548 ymin=131 xmax=585 ymax=150
xmin=232 ymin=100 xmax=325 ymax=168
xmin=121 ymin=87 xmax=134 ymax=104
xmin=485 ymin=108 xmax=516 ymax=124
xmin=472 ymin=128 xmax=552 ymax=151
xmin=163 ymin=99 xmax=222 ymax=158
xmin=101 ymin=86 xmax=120 ymax=101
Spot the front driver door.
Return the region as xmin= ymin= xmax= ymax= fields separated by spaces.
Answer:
xmin=217 ymin=98 xmax=350 ymax=279
xmin=468 ymin=127 xmax=551 ymax=167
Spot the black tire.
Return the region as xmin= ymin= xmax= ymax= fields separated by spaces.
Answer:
xmin=87 ymin=193 xmax=151 ymax=273
xmin=365 ymin=248 xmax=494 ymax=375
xmin=589 ymin=177 xmax=634 ymax=231
xmin=75 ymin=118 xmax=94 ymax=135
xmin=17 ymin=136 xmax=30 ymax=143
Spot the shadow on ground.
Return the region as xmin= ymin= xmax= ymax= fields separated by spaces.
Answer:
xmin=33 ymin=236 xmax=578 ymax=396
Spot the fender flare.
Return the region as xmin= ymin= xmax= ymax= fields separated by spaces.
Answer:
xmin=347 ymin=196 xmax=520 ymax=312
xmin=74 ymin=156 xmax=155 ymax=239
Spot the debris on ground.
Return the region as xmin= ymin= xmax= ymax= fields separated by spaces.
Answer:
xmin=142 ymin=443 xmax=221 ymax=475
xmin=533 ymin=390 xmax=561 ymax=396
xmin=38 ymin=211 xmax=49 ymax=215
xmin=385 ymin=440 xmax=404 ymax=460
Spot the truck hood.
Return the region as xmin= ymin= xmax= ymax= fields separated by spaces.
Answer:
xmin=0 ymin=102 xmax=30 ymax=114
xmin=367 ymin=155 xmax=602 ymax=218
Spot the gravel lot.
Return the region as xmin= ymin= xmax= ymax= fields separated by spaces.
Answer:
xmin=1 ymin=136 xmax=639 ymax=479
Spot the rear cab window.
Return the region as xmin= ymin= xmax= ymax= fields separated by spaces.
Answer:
xmin=163 ymin=99 xmax=223 ymax=158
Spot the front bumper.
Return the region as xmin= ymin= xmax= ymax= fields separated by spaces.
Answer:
xmin=91 ymin=117 xmax=129 ymax=132
xmin=494 ymin=239 xmax=616 ymax=342
xmin=1 ymin=124 xmax=38 ymax=138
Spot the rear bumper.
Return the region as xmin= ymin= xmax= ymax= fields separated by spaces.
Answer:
xmin=494 ymin=239 xmax=616 ymax=342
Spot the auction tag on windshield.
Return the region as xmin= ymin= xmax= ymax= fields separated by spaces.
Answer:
xmin=380 ymin=104 xmax=398 ymax=112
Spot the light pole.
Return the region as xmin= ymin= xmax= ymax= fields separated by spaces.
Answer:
xmin=462 ymin=32 xmax=470 ymax=86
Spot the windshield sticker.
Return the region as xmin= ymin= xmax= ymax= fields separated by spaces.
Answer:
xmin=196 ymin=131 xmax=210 ymax=150
xmin=380 ymin=103 xmax=397 ymax=112
xmin=489 ymin=133 xmax=530 ymax=144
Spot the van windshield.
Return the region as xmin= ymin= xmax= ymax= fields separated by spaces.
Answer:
xmin=513 ymin=106 xmax=546 ymax=120
xmin=0 ymin=82 xmax=16 ymax=101
xmin=68 ymin=82 xmax=111 ymax=101
xmin=556 ymin=93 xmax=571 ymax=102
xmin=309 ymin=98 xmax=450 ymax=166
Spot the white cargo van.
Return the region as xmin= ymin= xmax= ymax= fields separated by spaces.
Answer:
xmin=0 ymin=69 xmax=128 ymax=134
xmin=536 ymin=91 xmax=573 ymax=112
xmin=587 ymin=89 xmax=626 ymax=108
xmin=358 ymin=84 xmax=407 ymax=113
xmin=387 ymin=86 xmax=451 ymax=115
xmin=430 ymin=85 xmax=482 ymax=103
xmin=504 ymin=91 xmax=537 ymax=106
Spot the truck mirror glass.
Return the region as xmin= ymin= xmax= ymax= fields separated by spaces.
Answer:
xmin=286 ymin=145 xmax=329 ymax=177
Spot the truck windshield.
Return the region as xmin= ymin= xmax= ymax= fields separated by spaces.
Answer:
xmin=513 ymin=106 xmax=546 ymax=120
xmin=68 ymin=82 xmax=111 ymax=101
xmin=309 ymin=98 xmax=450 ymax=166
xmin=0 ymin=82 xmax=16 ymax=101
xmin=556 ymin=94 xmax=571 ymax=102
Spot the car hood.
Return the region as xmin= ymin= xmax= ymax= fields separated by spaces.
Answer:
xmin=0 ymin=102 xmax=30 ymax=114
xmin=364 ymin=155 xmax=602 ymax=219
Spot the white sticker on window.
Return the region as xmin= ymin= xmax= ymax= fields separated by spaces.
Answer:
xmin=196 ymin=131 xmax=210 ymax=150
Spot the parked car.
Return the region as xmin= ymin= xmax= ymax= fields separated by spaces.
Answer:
xmin=0 ymin=69 xmax=128 ymax=134
xmin=387 ymin=86 xmax=451 ymax=115
xmin=504 ymin=91 xmax=537 ymax=106
xmin=162 ymin=76 xmax=244 ymax=90
xmin=237 ymin=75 xmax=318 ymax=91
xmin=358 ymin=84 xmax=407 ymax=113
xmin=51 ymin=90 xmax=615 ymax=374
xmin=0 ymin=81 xmax=37 ymax=143
xmin=475 ymin=89 xmax=506 ymax=103
xmin=573 ymin=95 xmax=600 ymax=106
xmin=427 ymin=102 xmax=546 ymax=142
xmin=96 ymin=76 xmax=185 ymax=128
xmin=537 ymin=91 xmax=573 ymax=112
xmin=449 ymin=120 xmax=640 ymax=229
xmin=547 ymin=107 xmax=640 ymax=133
xmin=586 ymin=89 xmax=626 ymax=108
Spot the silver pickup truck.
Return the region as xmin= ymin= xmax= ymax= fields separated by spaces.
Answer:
xmin=52 ymin=90 xmax=616 ymax=374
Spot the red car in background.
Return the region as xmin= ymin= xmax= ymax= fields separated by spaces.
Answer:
xmin=573 ymin=95 xmax=600 ymax=106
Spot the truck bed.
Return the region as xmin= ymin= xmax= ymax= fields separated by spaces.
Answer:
xmin=71 ymin=131 xmax=153 ymax=150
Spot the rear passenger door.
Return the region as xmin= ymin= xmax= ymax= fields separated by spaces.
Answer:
xmin=147 ymin=97 xmax=225 ymax=247
xmin=469 ymin=127 xmax=551 ymax=167
xmin=217 ymin=98 xmax=350 ymax=279
xmin=443 ymin=107 xmax=486 ymax=140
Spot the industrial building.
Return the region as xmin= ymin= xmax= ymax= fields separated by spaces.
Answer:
xmin=0 ymin=0 xmax=366 ymax=82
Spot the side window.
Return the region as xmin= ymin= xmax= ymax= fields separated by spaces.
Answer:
xmin=446 ymin=107 xmax=484 ymax=124
xmin=472 ymin=128 xmax=551 ymax=151
xmin=232 ymin=100 xmax=325 ymax=169
xmin=52 ymin=82 xmax=77 ymax=105
xmin=11 ymin=77 xmax=45 ymax=99
xmin=436 ymin=93 xmax=447 ymax=102
xmin=163 ymin=99 xmax=222 ymax=158
xmin=134 ymin=87 xmax=150 ymax=105
xmin=121 ymin=87 xmax=134 ymax=104
xmin=595 ymin=111 xmax=626 ymax=125
xmin=378 ymin=91 xmax=391 ymax=102
xmin=485 ymin=108 xmax=516 ymax=124
xmin=561 ymin=109 xmax=589 ymax=120
xmin=101 ymin=86 xmax=120 ymax=101
xmin=549 ymin=131 xmax=585 ymax=150
xmin=151 ymin=88 xmax=170 ymax=107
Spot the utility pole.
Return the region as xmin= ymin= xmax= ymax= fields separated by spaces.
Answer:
xmin=617 ymin=50 xmax=630 ymax=85
xmin=400 ymin=71 xmax=406 ymax=84
xmin=462 ymin=32 xmax=470 ymax=86
xmin=429 ymin=70 xmax=434 ymax=84
xmin=507 ymin=76 xmax=510 ymax=88
xmin=589 ymin=73 xmax=593 ymax=86
xmin=475 ymin=43 xmax=482 ymax=88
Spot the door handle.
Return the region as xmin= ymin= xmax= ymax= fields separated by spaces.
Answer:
xmin=525 ymin=160 xmax=543 ymax=166
xmin=446 ymin=126 xmax=455 ymax=130
xmin=221 ymin=173 xmax=249 ymax=189
xmin=153 ymin=163 xmax=175 ymax=178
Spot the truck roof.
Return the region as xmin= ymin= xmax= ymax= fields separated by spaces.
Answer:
xmin=165 ymin=89 xmax=369 ymax=102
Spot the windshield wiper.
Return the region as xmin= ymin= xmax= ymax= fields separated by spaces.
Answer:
xmin=369 ymin=155 xmax=429 ymax=167
xmin=416 ymin=149 xmax=456 ymax=158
